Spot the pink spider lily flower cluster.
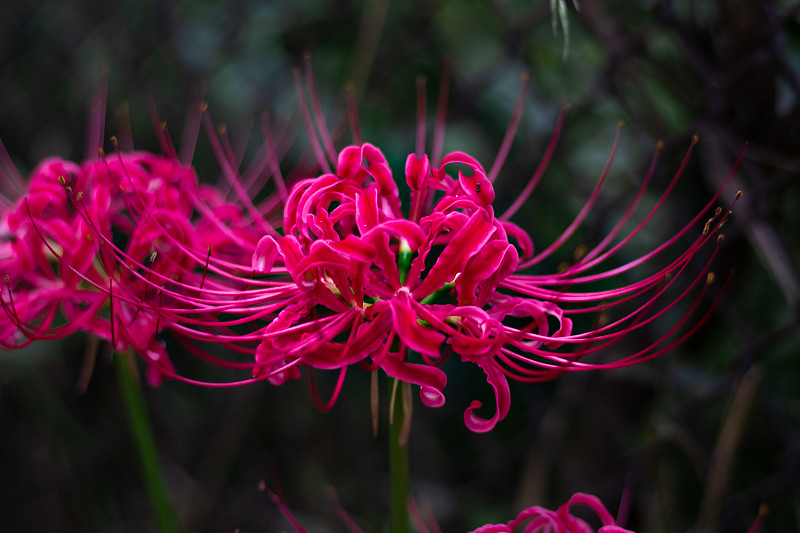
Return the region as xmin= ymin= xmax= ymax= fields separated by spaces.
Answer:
xmin=246 ymin=132 xmax=734 ymax=433
xmin=469 ymin=493 xmax=634 ymax=533
xmin=0 ymin=134 xmax=271 ymax=385
xmin=266 ymin=482 xmax=634 ymax=533
xmin=215 ymin=70 xmax=739 ymax=432
xmin=1 ymin=66 xmax=739 ymax=433
xmin=268 ymin=486 xmax=635 ymax=533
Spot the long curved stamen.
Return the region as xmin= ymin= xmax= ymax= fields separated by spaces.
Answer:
xmin=525 ymin=121 xmax=624 ymax=266
xmin=487 ymin=72 xmax=530 ymax=183
xmin=293 ymin=67 xmax=333 ymax=174
xmin=499 ymin=104 xmax=567 ymax=223
xmin=416 ymin=76 xmax=427 ymax=158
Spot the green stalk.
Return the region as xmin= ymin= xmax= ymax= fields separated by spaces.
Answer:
xmin=116 ymin=353 xmax=181 ymax=533
xmin=389 ymin=378 xmax=410 ymax=533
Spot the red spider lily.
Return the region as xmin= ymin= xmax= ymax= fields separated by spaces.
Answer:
xmin=0 ymin=127 xmax=279 ymax=384
xmin=266 ymin=485 xmax=634 ymax=533
xmin=1 ymin=62 xmax=739 ymax=432
xmin=469 ymin=492 xmax=634 ymax=533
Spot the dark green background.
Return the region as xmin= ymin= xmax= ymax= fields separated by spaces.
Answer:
xmin=2 ymin=1 xmax=799 ymax=531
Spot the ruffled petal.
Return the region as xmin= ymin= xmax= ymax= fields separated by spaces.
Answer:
xmin=252 ymin=235 xmax=280 ymax=273
xmin=389 ymin=295 xmax=444 ymax=359
xmin=463 ymin=361 xmax=511 ymax=433
xmin=381 ymin=352 xmax=447 ymax=408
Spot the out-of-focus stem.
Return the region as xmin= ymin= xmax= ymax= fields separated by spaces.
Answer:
xmin=389 ymin=378 xmax=409 ymax=533
xmin=116 ymin=352 xmax=181 ymax=533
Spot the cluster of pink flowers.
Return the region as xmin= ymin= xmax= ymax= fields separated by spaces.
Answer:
xmin=269 ymin=486 xmax=634 ymax=532
xmin=246 ymin=130 xmax=738 ymax=432
xmin=0 ymin=145 xmax=269 ymax=385
xmin=0 ymin=63 xmax=746 ymax=532
xmin=0 ymin=71 xmax=744 ymax=440
xmin=470 ymin=493 xmax=633 ymax=533
xmin=1 ymin=68 xmax=738 ymax=436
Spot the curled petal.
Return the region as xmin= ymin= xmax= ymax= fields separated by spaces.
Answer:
xmin=143 ymin=341 xmax=175 ymax=387
xmin=501 ymin=221 xmax=534 ymax=260
xmin=337 ymin=145 xmax=365 ymax=180
xmin=330 ymin=234 xmax=376 ymax=262
xmin=477 ymin=244 xmax=518 ymax=306
xmin=389 ymin=296 xmax=444 ymax=359
xmin=463 ymin=361 xmax=510 ymax=433
xmin=362 ymin=143 xmax=395 ymax=195
xmin=355 ymin=188 xmax=381 ymax=232
xmin=381 ymin=352 xmax=447 ymax=408
xmin=565 ymin=493 xmax=618 ymax=527
xmin=457 ymin=241 xmax=519 ymax=305
xmin=440 ymin=151 xmax=495 ymax=205
xmin=252 ymin=235 xmax=280 ymax=273
xmin=491 ymin=296 xmax=573 ymax=348
xmin=405 ymin=153 xmax=430 ymax=190
xmin=451 ymin=313 xmax=506 ymax=358
xmin=412 ymin=210 xmax=495 ymax=299
xmin=458 ymin=168 xmax=494 ymax=205
xmin=362 ymin=219 xmax=426 ymax=250
xmin=275 ymin=235 xmax=317 ymax=291
xmin=338 ymin=143 xmax=398 ymax=198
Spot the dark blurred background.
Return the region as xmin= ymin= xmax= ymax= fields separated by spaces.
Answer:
xmin=2 ymin=0 xmax=800 ymax=531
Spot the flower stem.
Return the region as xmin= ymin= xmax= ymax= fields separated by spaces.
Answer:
xmin=389 ymin=378 xmax=409 ymax=533
xmin=116 ymin=352 xmax=181 ymax=533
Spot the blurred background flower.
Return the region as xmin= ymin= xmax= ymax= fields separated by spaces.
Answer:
xmin=1 ymin=0 xmax=799 ymax=531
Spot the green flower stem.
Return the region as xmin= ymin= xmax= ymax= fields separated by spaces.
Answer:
xmin=116 ymin=352 xmax=181 ymax=533
xmin=389 ymin=378 xmax=410 ymax=533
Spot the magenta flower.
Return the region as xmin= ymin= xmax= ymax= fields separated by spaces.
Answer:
xmin=0 ymin=135 xmax=273 ymax=385
xmin=266 ymin=485 xmax=635 ymax=533
xmin=469 ymin=492 xmax=634 ymax=533
xmin=2 ymin=66 xmax=739 ymax=433
xmin=186 ymin=70 xmax=738 ymax=432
